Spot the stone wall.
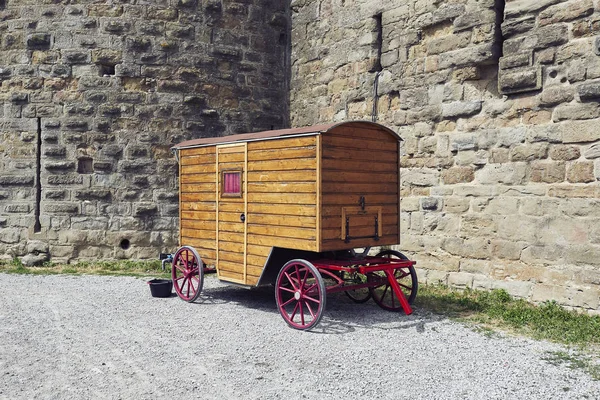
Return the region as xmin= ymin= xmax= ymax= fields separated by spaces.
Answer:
xmin=290 ymin=0 xmax=600 ymax=312
xmin=0 ymin=0 xmax=289 ymax=263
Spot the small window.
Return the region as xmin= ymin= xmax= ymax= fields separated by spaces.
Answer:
xmin=222 ymin=170 xmax=242 ymax=197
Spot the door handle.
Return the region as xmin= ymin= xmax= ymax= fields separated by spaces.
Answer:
xmin=240 ymin=213 xmax=245 ymax=222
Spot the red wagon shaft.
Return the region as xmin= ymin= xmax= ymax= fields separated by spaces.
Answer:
xmin=275 ymin=250 xmax=418 ymax=330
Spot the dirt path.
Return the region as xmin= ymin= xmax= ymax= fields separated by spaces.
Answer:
xmin=0 ymin=273 xmax=598 ymax=399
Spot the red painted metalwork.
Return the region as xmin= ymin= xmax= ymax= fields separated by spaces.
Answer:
xmin=172 ymin=246 xmax=204 ymax=302
xmin=275 ymin=259 xmax=326 ymax=330
xmin=310 ymin=255 xmax=416 ymax=315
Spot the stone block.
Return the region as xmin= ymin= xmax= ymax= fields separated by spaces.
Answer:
xmin=0 ymin=176 xmax=34 ymax=186
xmin=499 ymin=52 xmax=531 ymax=70
xmin=566 ymin=161 xmax=595 ymax=183
xmin=530 ymin=161 xmax=566 ymax=183
xmin=442 ymin=101 xmax=482 ymax=118
xmin=448 ymin=272 xmax=474 ymax=288
xmin=584 ymin=143 xmax=600 ymax=159
xmin=556 ymin=38 xmax=593 ymax=63
xmin=559 ymin=120 xmax=600 ymax=142
xmin=540 ymin=86 xmax=574 ymax=106
xmin=538 ymin=0 xmax=594 ymax=27
xmin=501 ymin=15 xmax=535 ymax=38
xmin=553 ymin=103 xmax=600 ymax=122
xmin=497 ymin=215 xmax=538 ymax=242
xmin=550 ymin=145 xmax=580 ymax=161
xmin=43 ymin=203 xmax=79 ymax=214
xmin=460 ymin=215 xmax=497 ymax=237
xmin=441 ymin=166 xmax=475 ymax=184
xmin=26 ymin=33 xmax=51 ymax=49
xmin=438 ymin=44 xmax=497 ymax=69
xmin=510 ymin=143 xmax=548 ymax=162
xmin=491 ymin=280 xmax=533 ymax=299
xmin=402 ymin=168 xmax=439 ymax=187
xmin=475 ymin=163 xmax=529 ymax=185
xmin=578 ymin=81 xmax=600 ymax=101
xmin=498 ymin=66 xmax=541 ymax=94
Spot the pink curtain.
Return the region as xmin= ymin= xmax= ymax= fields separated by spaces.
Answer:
xmin=223 ymin=172 xmax=241 ymax=194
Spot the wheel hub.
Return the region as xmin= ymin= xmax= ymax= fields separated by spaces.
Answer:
xmin=294 ymin=291 xmax=301 ymax=300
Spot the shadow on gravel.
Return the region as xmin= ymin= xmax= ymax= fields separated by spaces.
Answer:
xmin=185 ymin=282 xmax=444 ymax=335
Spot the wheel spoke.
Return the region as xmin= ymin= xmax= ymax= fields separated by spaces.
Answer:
xmin=283 ymin=272 xmax=298 ymax=291
xmin=302 ymin=294 xmax=321 ymax=305
xmin=305 ymin=301 xmax=316 ymax=319
xmin=279 ymin=286 xmax=296 ymax=294
xmin=281 ymin=296 xmax=297 ymax=307
xmin=290 ymin=301 xmax=300 ymax=321
xmin=299 ymin=301 xmax=305 ymax=325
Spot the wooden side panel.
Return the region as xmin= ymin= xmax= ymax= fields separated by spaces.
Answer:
xmin=179 ymin=147 xmax=217 ymax=266
xmin=245 ymin=136 xmax=319 ymax=282
xmin=320 ymin=126 xmax=400 ymax=252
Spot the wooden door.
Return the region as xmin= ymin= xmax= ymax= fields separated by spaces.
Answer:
xmin=216 ymin=143 xmax=247 ymax=284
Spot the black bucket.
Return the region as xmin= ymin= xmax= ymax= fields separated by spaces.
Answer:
xmin=147 ymin=279 xmax=173 ymax=298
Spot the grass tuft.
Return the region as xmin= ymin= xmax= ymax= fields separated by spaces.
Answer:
xmin=416 ymin=285 xmax=600 ymax=348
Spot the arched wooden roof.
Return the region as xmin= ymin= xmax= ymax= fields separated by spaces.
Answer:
xmin=172 ymin=120 xmax=401 ymax=150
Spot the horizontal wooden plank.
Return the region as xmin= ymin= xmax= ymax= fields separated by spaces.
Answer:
xmin=217 ymin=145 xmax=245 ymax=154
xmin=248 ymin=170 xmax=316 ymax=183
xmin=247 ymin=146 xmax=316 ymax=162
xmin=245 ymin=275 xmax=259 ymax=286
xmin=248 ymin=158 xmax=317 ymax=172
xmin=218 ymin=250 xmax=244 ymax=263
xmin=181 ymin=219 xmax=216 ymax=231
xmin=247 ymin=182 xmax=316 ymax=194
xmin=218 ymin=240 xmax=244 ymax=253
xmin=179 ymin=237 xmax=216 ymax=251
xmin=322 ymin=135 xmax=396 ymax=152
xmin=321 ymin=182 xmax=397 ymax=194
xmin=247 ymin=244 xmax=272 ymax=258
xmin=218 ymin=203 xmax=245 ymax=212
xmin=247 ymin=234 xmax=316 ymax=251
xmin=181 ymin=201 xmax=216 ymax=212
xmin=247 ymin=265 xmax=264 ymax=277
xmin=248 ymin=203 xmax=316 ymax=217
xmin=218 ymin=221 xmax=244 ymax=233
xmin=247 ymin=224 xmax=316 ymax=240
xmin=218 ymin=211 xmax=244 ymax=223
xmin=322 ymin=214 xmax=398 ymax=229
xmin=180 ymin=154 xmax=216 ymax=166
xmin=218 ymin=231 xmax=244 ymax=243
xmin=218 ymin=268 xmax=244 ymax=282
xmin=181 ymin=228 xmax=216 ymax=240
xmin=180 ymin=183 xmax=216 ymax=194
xmin=180 ymin=173 xmax=216 ymax=184
xmin=248 ymin=213 xmax=316 ymax=229
xmin=321 ymin=170 xmax=397 ymax=183
xmin=181 ymin=210 xmax=216 ymax=221
xmin=320 ymin=234 xmax=399 ymax=252
xmin=328 ymin=126 xmax=398 ymax=142
xmin=247 ymin=136 xmax=316 ymax=151
xmin=181 ymin=164 xmax=216 ymax=175
xmin=247 ymin=255 xmax=268 ymax=269
xmin=322 ymin=224 xmax=399 ymax=240
xmin=182 ymin=192 xmax=218 ymax=202
xmin=247 ymin=192 xmax=316 ymax=205
xmin=181 ymin=147 xmax=215 ymax=157
xmin=321 ymin=204 xmax=398 ymax=218
xmin=217 ymin=152 xmax=245 ymax=163
xmin=322 ymin=159 xmax=397 ymax=173
xmin=322 ymin=194 xmax=398 ymax=206
xmin=322 ymin=145 xmax=396 ymax=162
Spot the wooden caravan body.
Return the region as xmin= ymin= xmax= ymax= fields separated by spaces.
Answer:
xmin=172 ymin=121 xmax=403 ymax=287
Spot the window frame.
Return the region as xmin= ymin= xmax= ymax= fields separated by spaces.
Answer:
xmin=221 ymin=169 xmax=243 ymax=198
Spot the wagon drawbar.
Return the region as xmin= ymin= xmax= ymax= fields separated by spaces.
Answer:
xmin=166 ymin=120 xmax=418 ymax=330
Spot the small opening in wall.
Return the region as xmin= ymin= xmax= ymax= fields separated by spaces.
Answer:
xmin=120 ymin=239 xmax=130 ymax=250
xmin=98 ymin=64 xmax=116 ymax=77
xmin=0 ymin=0 xmax=5 ymax=9
xmin=493 ymin=0 xmax=505 ymax=59
xmin=34 ymin=117 xmax=42 ymax=233
xmin=370 ymin=13 xmax=383 ymax=73
xmin=77 ymin=157 xmax=93 ymax=174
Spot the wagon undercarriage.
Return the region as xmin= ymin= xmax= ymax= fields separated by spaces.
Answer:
xmin=169 ymin=246 xmax=417 ymax=331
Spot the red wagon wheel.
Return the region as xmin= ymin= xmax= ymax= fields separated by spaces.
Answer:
xmin=171 ymin=246 xmax=204 ymax=302
xmin=368 ymin=250 xmax=418 ymax=311
xmin=275 ymin=259 xmax=326 ymax=331
xmin=343 ymin=271 xmax=371 ymax=303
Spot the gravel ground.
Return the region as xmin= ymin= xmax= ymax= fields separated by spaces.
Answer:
xmin=0 ymin=273 xmax=598 ymax=400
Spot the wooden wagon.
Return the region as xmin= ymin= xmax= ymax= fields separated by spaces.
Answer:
xmin=169 ymin=120 xmax=417 ymax=330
